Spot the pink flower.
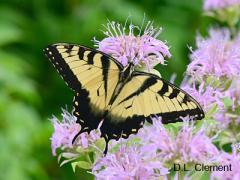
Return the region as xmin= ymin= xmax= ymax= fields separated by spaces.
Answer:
xmin=181 ymin=81 xmax=223 ymax=112
xmin=94 ymin=20 xmax=171 ymax=70
xmin=214 ymin=111 xmax=232 ymax=128
xmin=92 ymin=145 xmax=169 ymax=180
xmin=187 ymin=28 xmax=240 ymax=79
xmin=50 ymin=110 xmax=99 ymax=156
xmin=214 ymin=78 xmax=240 ymax=127
xmin=139 ymin=119 xmax=219 ymax=163
xmin=224 ymin=78 xmax=240 ymax=110
xmin=204 ymin=0 xmax=240 ymax=10
xmin=211 ymin=147 xmax=240 ymax=179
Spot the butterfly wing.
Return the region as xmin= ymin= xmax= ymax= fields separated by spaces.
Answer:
xmin=100 ymin=71 xmax=205 ymax=142
xmin=44 ymin=43 xmax=205 ymax=154
xmin=44 ymin=43 xmax=123 ymax=134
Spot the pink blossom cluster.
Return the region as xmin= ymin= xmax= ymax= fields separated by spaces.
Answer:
xmin=187 ymin=28 xmax=240 ymax=79
xmin=93 ymin=145 xmax=169 ymax=180
xmin=51 ymin=110 xmax=100 ymax=155
xmin=137 ymin=120 xmax=219 ymax=164
xmin=182 ymin=81 xmax=224 ymax=112
xmin=211 ymin=148 xmax=240 ymax=179
xmin=204 ymin=0 xmax=240 ymax=10
xmin=94 ymin=20 xmax=171 ymax=70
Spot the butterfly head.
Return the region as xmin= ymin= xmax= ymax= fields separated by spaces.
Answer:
xmin=129 ymin=61 xmax=135 ymax=71
xmin=122 ymin=62 xmax=135 ymax=77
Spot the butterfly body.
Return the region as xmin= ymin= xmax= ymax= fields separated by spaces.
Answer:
xmin=108 ymin=62 xmax=134 ymax=106
xmin=44 ymin=43 xmax=205 ymax=154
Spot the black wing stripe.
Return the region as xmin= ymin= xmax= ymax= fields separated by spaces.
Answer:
xmin=87 ymin=51 xmax=96 ymax=64
xmin=169 ymin=88 xmax=180 ymax=99
xmin=158 ymin=81 xmax=168 ymax=95
xmin=118 ymin=77 xmax=157 ymax=105
xmin=101 ymin=56 xmax=110 ymax=99
xmin=78 ymin=47 xmax=85 ymax=59
xmin=160 ymin=108 xmax=203 ymax=124
xmin=66 ymin=45 xmax=74 ymax=53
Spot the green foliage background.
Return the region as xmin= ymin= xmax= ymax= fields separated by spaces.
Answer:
xmin=0 ymin=0 xmax=211 ymax=179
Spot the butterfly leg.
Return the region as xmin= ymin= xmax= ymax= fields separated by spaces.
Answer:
xmin=72 ymin=126 xmax=90 ymax=144
xmin=102 ymin=135 xmax=109 ymax=156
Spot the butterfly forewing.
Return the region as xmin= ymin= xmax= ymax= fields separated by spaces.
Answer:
xmin=44 ymin=43 xmax=123 ymax=134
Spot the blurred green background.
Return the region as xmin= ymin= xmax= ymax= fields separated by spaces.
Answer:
xmin=0 ymin=0 xmax=211 ymax=179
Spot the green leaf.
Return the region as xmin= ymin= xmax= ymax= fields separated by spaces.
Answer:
xmin=234 ymin=106 xmax=240 ymax=115
xmin=61 ymin=152 xmax=79 ymax=159
xmin=71 ymin=161 xmax=92 ymax=172
xmin=205 ymin=76 xmax=220 ymax=88
xmin=222 ymin=97 xmax=232 ymax=109
xmin=127 ymin=137 xmax=141 ymax=146
xmin=60 ymin=157 xmax=79 ymax=167
xmin=164 ymin=122 xmax=182 ymax=135
xmin=217 ymin=131 xmax=234 ymax=147
xmin=222 ymin=79 xmax=232 ymax=91
xmin=93 ymin=138 xmax=105 ymax=151
xmin=188 ymin=170 xmax=210 ymax=180
xmin=206 ymin=103 xmax=218 ymax=118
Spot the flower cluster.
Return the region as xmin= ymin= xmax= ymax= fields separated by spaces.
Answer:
xmin=185 ymin=26 xmax=240 ymax=131
xmin=204 ymin=0 xmax=240 ymax=11
xmin=51 ymin=111 xmax=220 ymax=179
xmin=211 ymin=147 xmax=240 ymax=179
xmin=138 ymin=120 xmax=219 ymax=164
xmin=94 ymin=20 xmax=171 ymax=71
xmin=51 ymin=110 xmax=100 ymax=156
xmin=181 ymin=81 xmax=223 ymax=112
xmin=224 ymin=78 xmax=240 ymax=111
xmin=187 ymin=28 xmax=240 ymax=79
xmin=93 ymin=145 xmax=169 ymax=180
